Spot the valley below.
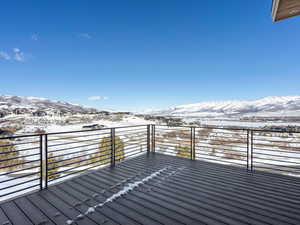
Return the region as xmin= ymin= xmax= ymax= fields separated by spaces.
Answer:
xmin=1 ymin=95 xmax=300 ymax=201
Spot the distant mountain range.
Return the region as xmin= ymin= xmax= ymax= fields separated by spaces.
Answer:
xmin=146 ymin=96 xmax=300 ymax=118
xmin=0 ymin=95 xmax=104 ymax=115
xmin=2 ymin=95 xmax=300 ymax=119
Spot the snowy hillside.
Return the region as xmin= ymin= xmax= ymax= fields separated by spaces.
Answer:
xmin=146 ymin=96 xmax=300 ymax=118
xmin=0 ymin=95 xmax=153 ymax=135
xmin=0 ymin=95 xmax=104 ymax=114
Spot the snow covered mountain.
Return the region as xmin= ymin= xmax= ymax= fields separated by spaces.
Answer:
xmin=0 ymin=95 xmax=104 ymax=115
xmin=0 ymin=95 xmax=150 ymax=135
xmin=146 ymin=96 xmax=300 ymax=118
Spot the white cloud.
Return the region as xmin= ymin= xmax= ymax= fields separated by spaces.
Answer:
xmin=78 ymin=33 xmax=92 ymax=39
xmin=31 ymin=34 xmax=38 ymax=41
xmin=13 ymin=48 xmax=20 ymax=53
xmin=13 ymin=48 xmax=25 ymax=61
xmin=0 ymin=48 xmax=27 ymax=62
xmin=88 ymin=96 xmax=108 ymax=101
xmin=0 ymin=51 xmax=11 ymax=60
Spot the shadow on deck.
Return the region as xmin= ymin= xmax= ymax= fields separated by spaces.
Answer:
xmin=1 ymin=153 xmax=300 ymax=225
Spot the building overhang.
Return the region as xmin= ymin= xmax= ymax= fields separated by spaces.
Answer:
xmin=272 ymin=0 xmax=300 ymax=21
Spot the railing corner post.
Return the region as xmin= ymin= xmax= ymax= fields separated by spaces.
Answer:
xmin=111 ymin=128 xmax=116 ymax=167
xmin=247 ymin=129 xmax=254 ymax=173
xmin=250 ymin=130 xmax=254 ymax=173
xmin=39 ymin=134 xmax=43 ymax=190
xmin=247 ymin=130 xmax=249 ymax=172
xmin=147 ymin=125 xmax=151 ymax=154
xmin=152 ymin=124 xmax=156 ymax=153
xmin=45 ymin=134 xmax=48 ymax=189
xmin=190 ymin=127 xmax=193 ymax=160
xmin=190 ymin=127 xmax=196 ymax=160
xmin=193 ymin=127 xmax=196 ymax=160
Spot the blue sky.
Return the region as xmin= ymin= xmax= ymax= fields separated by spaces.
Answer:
xmin=0 ymin=0 xmax=300 ymax=111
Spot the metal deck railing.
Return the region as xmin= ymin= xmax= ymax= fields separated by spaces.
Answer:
xmin=1 ymin=124 xmax=300 ymax=201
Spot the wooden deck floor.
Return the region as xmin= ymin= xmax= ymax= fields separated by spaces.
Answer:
xmin=1 ymin=153 xmax=300 ymax=225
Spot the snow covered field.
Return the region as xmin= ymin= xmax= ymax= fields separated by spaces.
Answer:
xmin=193 ymin=119 xmax=300 ymax=128
xmin=8 ymin=114 xmax=151 ymax=135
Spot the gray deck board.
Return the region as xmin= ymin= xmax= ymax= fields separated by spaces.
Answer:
xmin=14 ymin=197 xmax=56 ymax=225
xmin=0 ymin=207 xmax=11 ymax=225
xmin=27 ymin=194 xmax=70 ymax=225
xmin=0 ymin=201 xmax=33 ymax=225
xmin=1 ymin=153 xmax=300 ymax=225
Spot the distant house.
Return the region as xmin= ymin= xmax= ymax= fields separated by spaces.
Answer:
xmin=58 ymin=110 xmax=72 ymax=116
xmin=98 ymin=111 xmax=110 ymax=116
xmin=0 ymin=111 xmax=7 ymax=118
xmin=33 ymin=110 xmax=47 ymax=117
xmin=13 ymin=108 xmax=29 ymax=115
xmin=82 ymin=124 xmax=105 ymax=130
xmin=0 ymin=129 xmax=14 ymax=138
xmin=112 ymin=112 xmax=131 ymax=116
xmin=13 ymin=108 xmax=21 ymax=114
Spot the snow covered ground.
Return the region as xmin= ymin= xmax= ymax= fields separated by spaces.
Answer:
xmin=193 ymin=119 xmax=300 ymax=128
xmin=11 ymin=114 xmax=151 ymax=135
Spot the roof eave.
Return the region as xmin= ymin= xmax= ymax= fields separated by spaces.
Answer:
xmin=272 ymin=0 xmax=281 ymax=21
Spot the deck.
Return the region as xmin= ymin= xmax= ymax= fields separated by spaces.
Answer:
xmin=1 ymin=153 xmax=300 ymax=225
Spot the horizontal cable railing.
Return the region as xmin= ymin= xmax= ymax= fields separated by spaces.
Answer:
xmin=46 ymin=128 xmax=113 ymax=185
xmin=114 ymin=126 xmax=148 ymax=163
xmin=252 ymin=130 xmax=300 ymax=176
xmin=45 ymin=125 xmax=149 ymax=187
xmin=0 ymin=134 xmax=42 ymax=201
xmin=194 ymin=127 xmax=248 ymax=168
xmin=0 ymin=125 xmax=150 ymax=202
xmin=154 ymin=125 xmax=300 ymax=177
xmin=1 ymin=124 xmax=300 ymax=202
xmin=154 ymin=125 xmax=193 ymax=159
